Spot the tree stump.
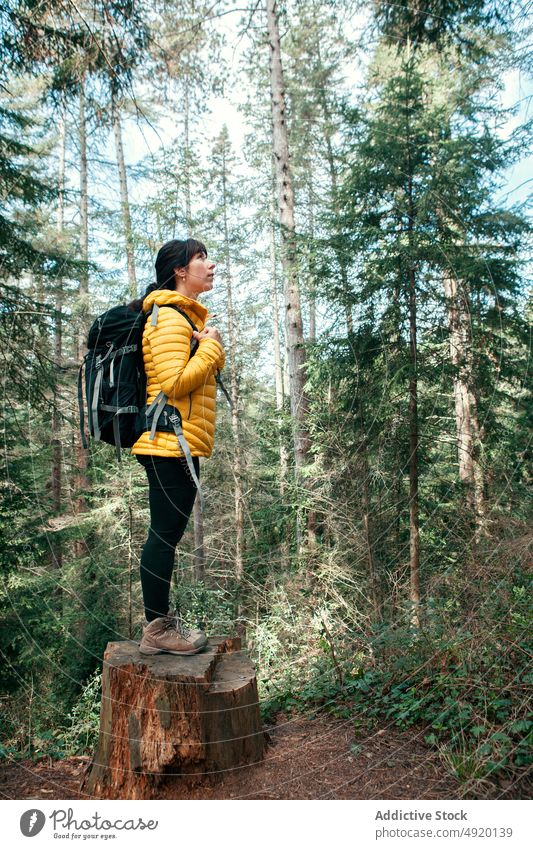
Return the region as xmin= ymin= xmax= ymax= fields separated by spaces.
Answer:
xmin=80 ymin=635 xmax=265 ymax=799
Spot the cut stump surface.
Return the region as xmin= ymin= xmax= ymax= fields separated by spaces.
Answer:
xmin=81 ymin=636 xmax=265 ymax=799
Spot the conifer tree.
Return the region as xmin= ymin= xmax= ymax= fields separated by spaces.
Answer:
xmin=328 ymin=3 xmax=530 ymax=622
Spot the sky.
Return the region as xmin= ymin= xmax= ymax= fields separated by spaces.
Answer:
xmin=494 ymin=68 xmax=532 ymax=208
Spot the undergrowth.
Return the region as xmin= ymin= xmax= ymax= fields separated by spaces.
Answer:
xmin=1 ymin=555 xmax=530 ymax=802
xmin=255 ymin=573 xmax=532 ymax=795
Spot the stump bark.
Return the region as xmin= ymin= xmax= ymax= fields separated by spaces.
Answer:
xmin=80 ymin=635 xmax=265 ymax=799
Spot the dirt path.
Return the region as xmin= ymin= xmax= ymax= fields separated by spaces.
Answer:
xmin=0 ymin=713 xmax=517 ymax=800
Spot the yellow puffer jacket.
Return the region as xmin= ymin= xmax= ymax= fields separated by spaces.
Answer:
xmin=131 ymin=288 xmax=225 ymax=458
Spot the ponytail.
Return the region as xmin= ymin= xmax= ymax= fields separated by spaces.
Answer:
xmin=127 ymin=281 xmax=164 ymax=313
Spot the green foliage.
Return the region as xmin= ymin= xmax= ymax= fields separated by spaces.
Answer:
xmin=60 ymin=669 xmax=102 ymax=756
xmin=254 ymin=565 xmax=532 ymax=789
xmin=251 ymin=576 xmax=354 ymax=723
xmin=372 ymin=0 xmax=502 ymax=53
xmin=171 ymin=579 xmax=236 ymax=634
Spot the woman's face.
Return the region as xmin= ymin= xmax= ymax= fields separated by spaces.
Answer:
xmin=175 ymin=251 xmax=216 ymax=299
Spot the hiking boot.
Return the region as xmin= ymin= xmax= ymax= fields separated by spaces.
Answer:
xmin=139 ymin=606 xmax=208 ymax=642
xmin=139 ymin=614 xmax=208 ymax=656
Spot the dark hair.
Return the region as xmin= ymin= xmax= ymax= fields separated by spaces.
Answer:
xmin=128 ymin=237 xmax=208 ymax=311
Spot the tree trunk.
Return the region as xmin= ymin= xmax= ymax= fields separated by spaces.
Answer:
xmin=391 ymin=277 xmax=404 ymax=621
xmin=270 ymin=191 xmax=289 ymax=491
xmin=77 ymin=87 xmax=89 ymax=358
xmin=220 ymin=141 xmax=245 ymax=585
xmin=469 ymin=390 xmax=487 ymax=541
xmin=192 ymin=497 xmax=206 ymax=582
xmin=408 ymin=261 xmax=420 ymax=628
xmin=304 ymin=172 xmax=318 ymax=551
xmin=307 ymin=175 xmax=316 ymax=343
xmin=442 ymin=270 xmax=487 ymax=539
xmin=81 ymin=636 xmax=264 ymax=799
xmin=73 ymin=85 xmax=90 ymax=559
xmin=113 ymin=100 xmax=137 ymax=300
xmin=184 ymin=79 xmax=192 ymax=232
xmin=127 ymin=484 xmax=134 ymax=639
xmin=266 ymin=0 xmax=311 ymax=552
xmin=360 ymin=439 xmax=382 ymax=622
xmin=266 ymin=0 xmax=310 ymax=464
xmin=391 ymin=473 xmax=404 ymax=620
xmin=443 ymin=269 xmax=474 ymax=482
xmin=405 ymin=45 xmax=420 ymax=627
xmin=52 ymin=102 xmax=66 ymax=579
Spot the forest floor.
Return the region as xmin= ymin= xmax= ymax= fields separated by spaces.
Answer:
xmin=0 ymin=712 xmax=525 ymax=800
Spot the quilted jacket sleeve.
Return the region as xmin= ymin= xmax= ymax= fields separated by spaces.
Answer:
xmin=147 ymin=309 xmax=225 ymax=401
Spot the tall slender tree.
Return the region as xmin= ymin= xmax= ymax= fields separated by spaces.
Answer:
xmin=211 ymin=127 xmax=245 ymax=583
xmin=112 ymin=99 xmax=137 ymax=300
xmin=265 ymin=0 xmax=311 ymax=552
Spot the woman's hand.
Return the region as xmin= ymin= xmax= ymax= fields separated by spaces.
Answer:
xmin=193 ymin=327 xmax=223 ymax=347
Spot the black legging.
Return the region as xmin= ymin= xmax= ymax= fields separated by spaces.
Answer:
xmin=136 ymin=454 xmax=200 ymax=622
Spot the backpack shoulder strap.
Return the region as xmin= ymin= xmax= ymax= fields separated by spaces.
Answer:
xmin=145 ymin=304 xmax=199 ymax=353
xmin=165 ymin=304 xmax=199 ymax=331
xmin=146 ymin=303 xmax=198 ymax=329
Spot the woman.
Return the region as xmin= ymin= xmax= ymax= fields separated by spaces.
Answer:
xmin=129 ymin=238 xmax=225 ymax=656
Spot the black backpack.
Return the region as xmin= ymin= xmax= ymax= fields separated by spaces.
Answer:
xmin=78 ymin=305 xmax=147 ymax=459
xmin=78 ymin=302 xmax=230 ymax=512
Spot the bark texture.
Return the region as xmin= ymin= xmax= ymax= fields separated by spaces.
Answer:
xmin=51 ymin=104 xmax=66 ymax=577
xmin=81 ymin=636 xmax=264 ymax=799
xmin=112 ymin=102 xmax=137 ymax=300
xmin=443 ymin=269 xmax=486 ymax=537
xmin=73 ymin=86 xmax=90 ymax=557
xmin=270 ymin=191 xmax=289 ymax=490
xmin=220 ymin=140 xmax=244 ymax=582
xmin=266 ymin=0 xmax=310 ymax=473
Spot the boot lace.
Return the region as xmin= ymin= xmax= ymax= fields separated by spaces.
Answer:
xmin=163 ymin=612 xmax=191 ymax=639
